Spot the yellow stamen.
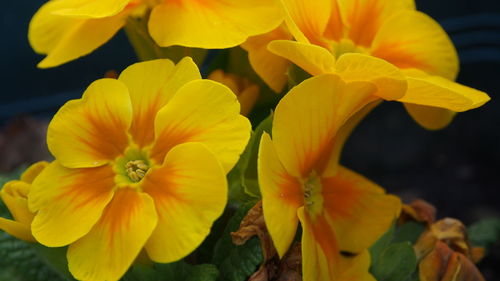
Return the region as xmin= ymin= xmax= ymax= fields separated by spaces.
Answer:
xmin=125 ymin=160 xmax=149 ymax=182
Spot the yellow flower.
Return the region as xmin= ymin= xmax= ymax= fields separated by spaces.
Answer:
xmin=208 ymin=69 xmax=259 ymax=116
xmin=29 ymin=0 xmax=283 ymax=68
xmin=28 ymin=58 xmax=251 ymax=281
xmin=242 ymin=24 xmax=293 ymax=93
xmin=258 ymin=74 xmax=401 ymax=281
xmin=0 ymin=161 xmax=49 ymax=242
xmin=259 ymin=0 xmax=490 ymax=129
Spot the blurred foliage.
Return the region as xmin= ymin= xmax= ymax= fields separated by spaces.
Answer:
xmin=370 ymin=222 xmax=423 ymax=281
xmin=212 ymin=202 xmax=263 ymax=281
xmin=468 ymin=218 xmax=500 ymax=249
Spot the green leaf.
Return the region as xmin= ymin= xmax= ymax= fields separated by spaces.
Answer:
xmin=227 ymin=113 xmax=273 ymax=201
xmin=393 ymin=222 xmax=426 ymax=244
xmin=369 ymin=223 xmax=395 ymax=267
xmin=123 ymin=262 xmax=219 ymax=281
xmin=33 ymin=245 xmax=75 ymax=280
xmin=468 ymin=218 xmax=500 ymax=248
xmin=370 ymin=242 xmax=417 ymax=281
xmin=287 ymin=65 xmax=311 ymax=89
xmin=212 ymin=202 xmax=263 ymax=281
xmin=0 ymin=234 xmax=67 ymax=281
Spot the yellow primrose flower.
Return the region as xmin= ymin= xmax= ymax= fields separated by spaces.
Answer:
xmin=258 ymin=74 xmax=401 ymax=281
xmin=29 ymin=0 xmax=283 ymax=68
xmin=208 ymin=69 xmax=260 ymax=116
xmin=260 ymin=0 xmax=490 ymax=129
xmin=28 ymin=58 xmax=251 ymax=281
xmin=242 ymin=24 xmax=293 ymax=93
xmin=0 ymin=161 xmax=49 ymax=243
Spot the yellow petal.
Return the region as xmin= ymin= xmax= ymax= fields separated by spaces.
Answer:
xmin=142 ymin=142 xmax=227 ymax=263
xmin=20 ymin=161 xmax=49 ymax=184
xmin=1 ymin=181 xmax=33 ymax=225
xmin=371 ymin=11 xmax=458 ymax=80
xmin=150 ymin=80 xmax=251 ymax=172
xmin=242 ymin=25 xmax=292 ymax=93
xmin=29 ymin=0 xmax=125 ymax=68
xmin=148 ymin=0 xmax=283 ymax=48
xmin=338 ymin=250 xmax=376 ymax=281
xmin=404 ymin=104 xmax=456 ymax=131
xmin=398 ymin=73 xmax=490 ymax=112
xmin=338 ymin=0 xmax=416 ymax=47
xmin=268 ymin=40 xmax=336 ymax=75
xmin=0 ymin=217 xmax=35 ymax=242
xmin=322 ymin=166 xmax=401 ymax=253
xmin=258 ymin=133 xmax=302 ymax=257
xmin=52 ymin=0 xmax=131 ymax=18
xmin=272 ymin=74 xmax=377 ymax=178
xmin=68 ymin=189 xmax=157 ymax=281
xmin=335 ymin=53 xmax=407 ymax=100
xmin=298 ymin=207 xmax=341 ymax=281
xmin=29 ymin=162 xmax=115 ymax=247
xmin=118 ymin=58 xmax=201 ymax=147
xmin=281 ymin=0 xmax=331 ymax=45
xmin=47 ymin=78 xmax=132 ymax=168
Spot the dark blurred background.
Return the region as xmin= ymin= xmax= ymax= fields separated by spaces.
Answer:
xmin=1 ymin=0 xmax=499 ymax=279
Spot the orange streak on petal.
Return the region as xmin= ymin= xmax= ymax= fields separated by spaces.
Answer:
xmin=371 ymin=42 xmax=430 ymax=72
xmin=323 ymin=0 xmax=343 ymax=42
xmin=310 ymin=214 xmax=340 ymax=267
xmin=149 ymin=126 xmax=194 ymax=164
xmin=347 ymin=0 xmax=383 ymax=47
xmin=54 ymin=165 xmax=116 ymax=211
xmin=321 ymin=176 xmax=364 ymax=220
xmin=74 ymin=109 xmax=130 ymax=160
xmin=129 ymin=93 xmax=163 ymax=148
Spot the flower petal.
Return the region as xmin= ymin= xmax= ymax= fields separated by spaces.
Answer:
xmin=52 ymin=0 xmax=131 ymax=18
xmin=242 ymin=25 xmax=292 ymax=93
xmin=323 ymin=0 xmax=343 ymax=42
xmin=338 ymin=250 xmax=376 ymax=281
xmin=0 ymin=217 xmax=35 ymax=242
xmin=404 ymin=104 xmax=456 ymax=131
xmin=338 ymin=0 xmax=415 ymax=47
xmin=1 ymin=181 xmax=33 ymax=224
xmin=268 ymin=40 xmax=336 ymax=75
xmin=29 ymin=1 xmax=126 ymax=68
xmin=298 ymin=207 xmax=341 ymax=281
xmin=142 ymin=142 xmax=227 ymax=263
xmin=273 ymin=74 xmax=377 ymax=178
xmin=398 ymin=73 xmax=490 ymax=112
xmin=29 ymin=162 xmax=115 ymax=247
xmin=281 ymin=0 xmax=331 ymax=45
xmin=47 ymin=79 xmax=132 ymax=168
xmin=68 ymin=189 xmax=157 ymax=281
xmin=371 ymin=11 xmax=458 ymax=80
xmin=335 ymin=53 xmax=407 ymax=100
xmin=118 ymin=58 xmax=201 ymax=147
xmin=20 ymin=161 xmax=49 ymax=184
xmin=258 ymin=133 xmax=302 ymax=257
xmin=322 ymin=166 xmax=401 ymax=253
xmin=148 ymin=0 xmax=283 ymax=48
xmin=150 ymin=80 xmax=251 ymax=172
